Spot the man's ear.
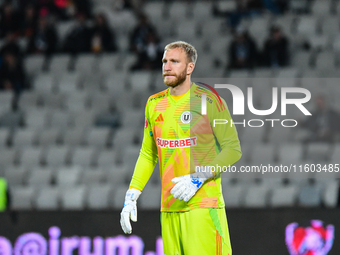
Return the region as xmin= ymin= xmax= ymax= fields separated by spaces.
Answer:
xmin=187 ymin=62 xmax=195 ymax=75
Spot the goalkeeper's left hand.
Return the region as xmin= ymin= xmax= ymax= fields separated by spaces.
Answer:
xmin=170 ymin=167 xmax=214 ymax=202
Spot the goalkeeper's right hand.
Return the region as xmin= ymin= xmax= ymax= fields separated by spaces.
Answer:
xmin=120 ymin=188 xmax=141 ymax=234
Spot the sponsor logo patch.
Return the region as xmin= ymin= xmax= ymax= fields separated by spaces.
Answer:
xmin=156 ymin=137 xmax=197 ymax=148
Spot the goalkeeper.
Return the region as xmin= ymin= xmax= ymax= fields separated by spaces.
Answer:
xmin=120 ymin=41 xmax=242 ymax=255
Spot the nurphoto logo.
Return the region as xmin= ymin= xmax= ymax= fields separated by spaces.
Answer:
xmin=199 ymin=83 xmax=312 ymax=128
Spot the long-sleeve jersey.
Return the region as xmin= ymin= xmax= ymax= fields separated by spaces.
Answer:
xmin=130 ymin=82 xmax=242 ymax=212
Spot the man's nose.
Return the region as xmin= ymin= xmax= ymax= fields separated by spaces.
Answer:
xmin=164 ymin=62 xmax=171 ymax=71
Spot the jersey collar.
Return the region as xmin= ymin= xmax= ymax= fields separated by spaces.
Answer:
xmin=167 ymin=82 xmax=197 ymax=104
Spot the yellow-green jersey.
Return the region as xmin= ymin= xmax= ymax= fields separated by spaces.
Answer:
xmin=130 ymin=82 xmax=242 ymax=212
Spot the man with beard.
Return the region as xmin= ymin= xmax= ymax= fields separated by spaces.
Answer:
xmin=120 ymin=41 xmax=242 ymax=254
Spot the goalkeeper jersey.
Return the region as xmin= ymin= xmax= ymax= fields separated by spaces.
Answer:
xmin=130 ymin=82 xmax=242 ymax=212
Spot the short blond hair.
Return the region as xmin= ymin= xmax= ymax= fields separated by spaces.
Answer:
xmin=164 ymin=41 xmax=198 ymax=64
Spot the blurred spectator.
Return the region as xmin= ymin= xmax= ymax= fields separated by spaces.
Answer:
xmin=113 ymin=0 xmax=144 ymax=11
xmin=20 ymin=4 xmax=38 ymax=37
xmin=53 ymin=0 xmax=72 ymax=20
xmin=262 ymin=0 xmax=289 ymax=14
xmin=262 ymin=26 xmax=290 ymax=67
xmin=0 ymin=33 xmax=22 ymax=58
xmin=27 ymin=16 xmax=58 ymax=55
xmin=0 ymin=177 xmax=10 ymax=212
xmin=131 ymin=33 xmax=163 ymax=71
xmin=276 ymin=0 xmax=289 ymax=13
xmin=130 ymin=14 xmax=158 ymax=53
xmin=0 ymin=52 xmax=27 ymax=94
xmin=0 ymin=2 xmax=20 ymax=38
xmin=90 ymin=14 xmax=117 ymax=53
xmin=228 ymin=28 xmax=258 ymax=70
xmin=37 ymin=0 xmax=59 ymax=18
xmin=130 ymin=14 xmax=162 ymax=70
xmin=300 ymin=95 xmax=340 ymax=160
xmin=63 ymin=12 xmax=91 ymax=54
xmin=37 ymin=0 xmax=76 ymax=20
xmin=239 ymin=0 xmax=263 ymax=10
xmin=213 ymin=0 xmax=263 ymax=29
xmin=72 ymin=0 xmax=92 ymax=18
xmin=214 ymin=0 xmax=288 ymax=29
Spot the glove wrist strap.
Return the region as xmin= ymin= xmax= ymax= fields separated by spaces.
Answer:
xmin=195 ymin=166 xmax=215 ymax=179
xmin=125 ymin=188 xmax=141 ymax=201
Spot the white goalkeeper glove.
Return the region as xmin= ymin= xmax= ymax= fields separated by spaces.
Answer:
xmin=120 ymin=188 xmax=141 ymax=234
xmin=170 ymin=167 xmax=214 ymax=202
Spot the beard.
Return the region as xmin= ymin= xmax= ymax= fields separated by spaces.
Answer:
xmin=163 ymin=68 xmax=187 ymax=88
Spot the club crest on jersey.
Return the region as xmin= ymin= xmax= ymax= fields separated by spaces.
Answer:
xmin=180 ymin=111 xmax=192 ymax=124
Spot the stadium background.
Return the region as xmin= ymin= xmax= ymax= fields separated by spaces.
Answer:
xmin=0 ymin=0 xmax=340 ymax=254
